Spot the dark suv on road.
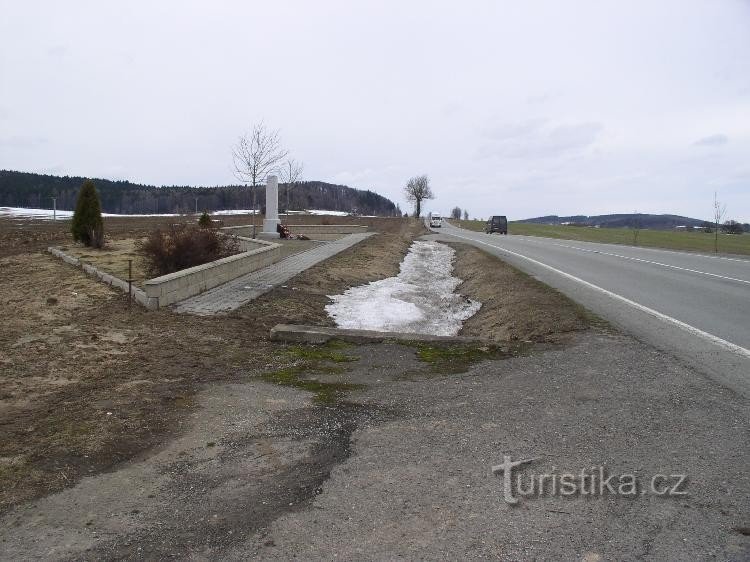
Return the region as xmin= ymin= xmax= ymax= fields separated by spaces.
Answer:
xmin=485 ymin=215 xmax=508 ymax=235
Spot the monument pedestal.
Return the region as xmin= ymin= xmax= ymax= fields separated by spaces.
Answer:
xmin=260 ymin=174 xmax=281 ymax=238
xmin=260 ymin=218 xmax=280 ymax=238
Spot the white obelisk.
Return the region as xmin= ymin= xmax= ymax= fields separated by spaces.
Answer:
xmin=261 ymin=175 xmax=281 ymax=238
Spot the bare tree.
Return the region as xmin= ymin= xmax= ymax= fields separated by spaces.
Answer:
xmin=713 ymin=191 xmax=726 ymax=253
xmin=403 ymin=174 xmax=434 ymax=218
xmin=631 ymin=210 xmax=641 ymax=246
xmin=451 ymin=206 xmax=462 ymax=220
xmin=462 ymin=209 xmax=469 ymax=221
xmin=232 ymin=123 xmax=288 ymax=237
xmin=278 ymin=158 xmax=304 ymax=219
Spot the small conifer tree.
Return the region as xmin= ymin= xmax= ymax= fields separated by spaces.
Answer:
xmin=198 ymin=210 xmax=212 ymax=228
xmin=71 ymin=179 xmax=104 ymax=247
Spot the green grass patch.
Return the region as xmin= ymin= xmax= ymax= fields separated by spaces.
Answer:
xmin=264 ymin=340 xmax=361 ymax=403
xmin=261 ymin=366 xmax=364 ymax=404
xmin=452 ymin=220 xmax=750 ymax=256
xmin=409 ymin=342 xmax=528 ymax=374
xmin=282 ymin=342 xmax=358 ymax=363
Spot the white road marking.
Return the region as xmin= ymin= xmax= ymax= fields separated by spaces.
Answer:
xmin=444 ymin=229 xmax=750 ymax=361
xmin=509 ymin=237 xmax=750 ymax=285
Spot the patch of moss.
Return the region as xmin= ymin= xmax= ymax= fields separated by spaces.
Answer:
xmin=281 ymin=341 xmax=358 ymax=363
xmin=409 ymin=342 xmax=528 ymax=374
xmin=261 ymin=366 xmax=364 ymax=404
xmin=323 ymin=339 xmax=354 ymax=350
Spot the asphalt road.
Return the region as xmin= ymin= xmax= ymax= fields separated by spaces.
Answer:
xmin=431 ymin=221 xmax=750 ymax=396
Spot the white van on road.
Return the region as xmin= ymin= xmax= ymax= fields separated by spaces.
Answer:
xmin=429 ymin=214 xmax=443 ymax=228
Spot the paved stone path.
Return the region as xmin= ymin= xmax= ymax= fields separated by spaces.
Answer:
xmin=174 ymin=232 xmax=375 ymax=315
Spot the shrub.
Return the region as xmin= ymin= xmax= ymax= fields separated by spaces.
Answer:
xmin=71 ymin=179 xmax=104 ymax=248
xmin=137 ymin=224 xmax=240 ymax=278
xmin=198 ymin=210 xmax=212 ymax=228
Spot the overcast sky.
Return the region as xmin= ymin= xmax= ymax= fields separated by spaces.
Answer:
xmin=1 ymin=0 xmax=748 ymax=221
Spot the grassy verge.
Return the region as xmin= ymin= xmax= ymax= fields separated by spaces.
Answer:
xmin=451 ymin=220 xmax=750 ymax=256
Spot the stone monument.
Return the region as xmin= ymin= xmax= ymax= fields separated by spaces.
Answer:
xmin=261 ymin=175 xmax=280 ymax=238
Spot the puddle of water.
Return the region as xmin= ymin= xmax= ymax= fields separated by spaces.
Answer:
xmin=325 ymin=241 xmax=481 ymax=336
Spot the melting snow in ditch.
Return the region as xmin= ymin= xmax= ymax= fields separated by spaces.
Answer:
xmin=325 ymin=240 xmax=481 ymax=336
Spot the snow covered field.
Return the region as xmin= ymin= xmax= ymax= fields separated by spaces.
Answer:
xmin=325 ymin=241 xmax=480 ymax=336
xmin=0 ymin=207 xmax=363 ymax=220
xmin=0 ymin=207 xmax=184 ymax=220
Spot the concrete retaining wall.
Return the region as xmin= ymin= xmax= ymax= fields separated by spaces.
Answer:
xmin=50 ymin=235 xmax=282 ymax=310
xmin=144 ymin=236 xmax=281 ymax=307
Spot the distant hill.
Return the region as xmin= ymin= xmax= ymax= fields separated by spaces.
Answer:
xmin=518 ymin=213 xmax=708 ymax=230
xmin=0 ymin=170 xmax=400 ymax=216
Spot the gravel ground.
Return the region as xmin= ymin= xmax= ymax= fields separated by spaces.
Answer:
xmin=233 ymin=332 xmax=749 ymax=561
xmin=1 ymin=332 xmax=747 ymax=560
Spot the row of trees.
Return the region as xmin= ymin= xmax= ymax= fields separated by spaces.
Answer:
xmin=450 ymin=207 xmax=470 ymax=221
xmin=0 ymin=170 xmax=399 ymax=216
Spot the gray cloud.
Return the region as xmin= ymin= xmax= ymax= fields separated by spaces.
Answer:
xmin=477 ymin=120 xmax=602 ymax=160
xmin=0 ymin=136 xmax=48 ymax=149
xmin=694 ymin=134 xmax=729 ymax=147
xmin=46 ymin=45 xmax=67 ymax=57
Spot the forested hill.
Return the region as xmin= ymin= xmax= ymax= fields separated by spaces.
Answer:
xmin=0 ymin=170 xmax=400 ymax=216
xmin=518 ymin=213 xmax=708 ymax=229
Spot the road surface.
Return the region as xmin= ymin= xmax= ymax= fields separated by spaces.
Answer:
xmin=431 ymin=221 xmax=750 ymax=396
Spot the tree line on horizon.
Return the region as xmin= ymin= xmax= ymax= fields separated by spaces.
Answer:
xmin=0 ymin=170 xmax=400 ymax=216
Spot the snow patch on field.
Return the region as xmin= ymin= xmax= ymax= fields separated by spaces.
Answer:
xmin=326 ymin=241 xmax=480 ymax=336
xmin=0 ymin=207 xmax=368 ymax=220
xmin=306 ymin=209 xmax=349 ymax=216
xmin=0 ymin=207 xmax=74 ymax=219
xmin=0 ymin=207 xmax=185 ymax=220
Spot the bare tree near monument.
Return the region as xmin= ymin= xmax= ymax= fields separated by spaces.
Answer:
xmin=403 ymin=174 xmax=434 ymax=218
xmin=279 ymin=158 xmax=304 ymax=219
xmin=232 ymin=123 xmax=288 ymax=238
xmin=713 ymin=191 xmax=726 ymax=253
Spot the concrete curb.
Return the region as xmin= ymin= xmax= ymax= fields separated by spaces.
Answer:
xmin=270 ymin=324 xmax=486 ymax=345
xmin=48 ymin=246 xmax=157 ymax=309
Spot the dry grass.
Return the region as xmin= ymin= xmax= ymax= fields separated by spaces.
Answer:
xmin=450 ymin=243 xmax=591 ymax=343
xmin=60 ymin=238 xmax=147 ymax=287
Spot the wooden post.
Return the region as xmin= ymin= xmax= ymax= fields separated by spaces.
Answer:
xmin=128 ymin=259 xmax=133 ymax=308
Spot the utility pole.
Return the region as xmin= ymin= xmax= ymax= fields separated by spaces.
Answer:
xmin=195 ymin=197 xmax=198 ymax=214
xmin=51 ymin=197 xmax=57 ymax=221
